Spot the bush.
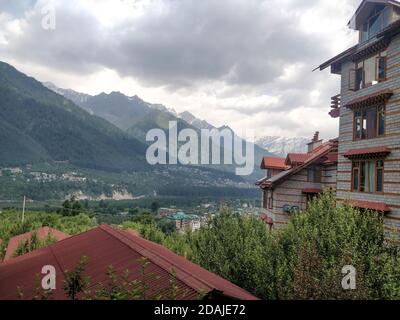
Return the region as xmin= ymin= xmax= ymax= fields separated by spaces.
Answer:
xmin=187 ymin=192 xmax=400 ymax=300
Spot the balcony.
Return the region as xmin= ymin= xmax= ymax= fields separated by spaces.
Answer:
xmin=329 ymin=94 xmax=341 ymax=118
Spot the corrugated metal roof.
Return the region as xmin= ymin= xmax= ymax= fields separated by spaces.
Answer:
xmin=3 ymin=227 xmax=69 ymax=262
xmin=0 ymin=225 xmax=258 ymax=300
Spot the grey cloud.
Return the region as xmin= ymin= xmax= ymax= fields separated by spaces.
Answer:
xmin=0 ymin=0 xmax=354 ymax=138
xmin=2 ymin=0 xmax=331 ymax=88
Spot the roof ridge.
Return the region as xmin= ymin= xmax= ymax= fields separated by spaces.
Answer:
xmin=99 ymin=225 xmax=218 ymax=292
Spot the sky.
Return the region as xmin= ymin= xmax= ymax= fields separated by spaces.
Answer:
xmin=0 ymin=0 xmax=361 ymax=140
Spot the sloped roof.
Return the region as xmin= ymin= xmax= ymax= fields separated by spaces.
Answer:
xmin=0 ymin=225 xmax=258 ymax=300
xmin=343 ymin=146 xmax=391 ymax=159
xmin=285 ymin=153 xmax=310 ymax=166
xmin=257 ymin=139 xmax=338 ymax=188
xmin=348 ymin=0 xmax=400 ymax=29
xmin=3 ymin=227 xmax=69 ymax=262
xmin=344 ymin=89 xmax=393 ymax=109
xmin=317 ymin=1 xmax=400 ymax=73
xmin=169 ymin=212 xmax=188 ymax=221
xmin=351 ymin=200 xmax=390 ymax=212
xmin=261 ymin=157 xmax=288 ymax=170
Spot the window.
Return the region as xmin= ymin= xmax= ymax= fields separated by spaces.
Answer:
xmin=349 ymin=51 xmax=387 ymax=91
xmin=360 ymin=6 xmax=390 ymax=42
xmin=308 ymin=166 xmax=322 ymax=183
xmin=263 ymin=190 xmax=268 ymax=208
xmin=268 ymin=192 xmax=273 ymax=209
xmin=376 ymin=160 xmax=384 ymax=192
xmin=354 ymin=105 xmax=385 ymax=140
xmin=377 ymin=51 xmax=387 ymax=82
xmin=378 ymin=106 xmax=385 ymax=136
xmin=352 ymin=160 xmax=384 ymax=193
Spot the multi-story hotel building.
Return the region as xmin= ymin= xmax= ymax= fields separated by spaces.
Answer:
xmin=258 ymin=0 xmax=400 ymax=236
xmin=318 ymin=0 xmax=400 ymax=235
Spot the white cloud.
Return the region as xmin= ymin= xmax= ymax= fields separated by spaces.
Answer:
xmin=0 ymin=0 xmax=363 ymax=139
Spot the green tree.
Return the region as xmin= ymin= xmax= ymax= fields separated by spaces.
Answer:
xmin=60 ymin=196 xmax=83 ymax=217
xmin=150 ymin=201 xmax=160 ymax=213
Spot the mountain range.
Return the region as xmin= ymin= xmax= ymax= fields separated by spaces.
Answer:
xmin=255 ymin=136 xmax=309 ymax=156
xmin=43 ymin=82 xmax=272 ymax=177
xmin=0 ymin=60 xmax=310 ymax=201
xmin=0 ymin=61 xmax=270 ymax=200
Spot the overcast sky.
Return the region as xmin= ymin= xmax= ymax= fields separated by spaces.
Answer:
xmin=0 ymin=0 xmax=361 ymax=140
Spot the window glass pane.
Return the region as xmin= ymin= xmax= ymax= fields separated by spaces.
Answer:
xmin=364 ymin=56 xmax=376 ymax=86
xmin=383 ymin=7 xmax=390 ymax=28
xmin=355 ymin=113 xmax=361 ymax=140
xmin=360 ymin=162 xmax=366 ymax=192
xmin=308 ymin=169 xmax=313 ymax=182
xmin=376 ymin=168 xmax=383 ymax=192
xmin=362 ymin=22 xmax=369 ymax=42
xmin=369 ymin=13 xmax=381 ymax=38
xmin=366 ymin=106 xmax=377 ymax=139
xmin=364 ymin=161 xmax=375 ymax=193
xmin=362 ymin=110 xmax=367 ymax=139
xmin=353 ymin=168 xmax=359 ymax=191
xmin=378 ymin=109 xmax=385 ymax=136
xmin=377 ymin=57 xmax=386 ymax=81
xmin=356 ymin=68 xmax=363 ymax=90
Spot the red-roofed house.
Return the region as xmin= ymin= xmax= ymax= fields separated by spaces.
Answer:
xmin=0 ymin=225 xmax=258 ymax=300
xmin=3 ymin=227 xmax=69 ymax=262
xmin=257 ymin=132 xmax=338 ymax=228
xmin=318 ymin=0 xmax=400 ymax=235
xmin=260 ymin=156 xmax=288 ymax=179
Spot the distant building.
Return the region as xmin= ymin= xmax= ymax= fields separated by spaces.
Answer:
xmin=158 ymin=207 xmax=177 ymax=217
xmin=0 ymin=225 xmax=257 ymax=300
xmin=257 ymin=132 xmax=338 ymax=228
xmin=260 ymin=156 xmax=289 ymax=179
xmin=168 ymin=212 xmax=201 ymax=233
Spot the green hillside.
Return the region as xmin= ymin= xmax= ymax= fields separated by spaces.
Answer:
xmin=0 ymin=61 xmax=149 ymax=172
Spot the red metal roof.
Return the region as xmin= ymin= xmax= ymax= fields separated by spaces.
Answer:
xmin=351 ymin=200 xmax=390 ymax=213
xmin=261 ymin=157 xmax=288 ymax=170
xmin=258 ymin=139 xmax=339 ymax=188
xmin=344 ymin=89 xmax=393 ymax=109
xmin=285 ymin=153 xmax=309 ymax=166
xmin=4 ymin=227 xmax=69 ymax=262
xmin=0 ymin=225 xmax=258 ymax=300
xmin=323 ymin=153 xmax=339 ymax=164
xmin=343 ymin=146 xmax=391 ymax=159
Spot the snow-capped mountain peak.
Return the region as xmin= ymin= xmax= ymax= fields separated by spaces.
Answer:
xmin=255 ymin=136 xmax=308 ymax=156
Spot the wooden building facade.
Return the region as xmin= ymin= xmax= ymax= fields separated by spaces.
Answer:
xmin=318 ymin=0 xmax=400 ymax=236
